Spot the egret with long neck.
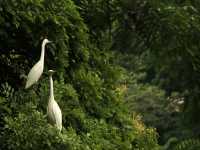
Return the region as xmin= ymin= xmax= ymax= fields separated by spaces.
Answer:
xmin=25 ymin=38 xmax=51 ymax=89
xmin=47 ymin=70 xmax=62 ymax=132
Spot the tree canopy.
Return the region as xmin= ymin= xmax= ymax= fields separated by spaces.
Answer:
xmin=1 ymin=0 xmax=200 ymax=149
xmin=0 ymin=0 xmax=160 ymax=150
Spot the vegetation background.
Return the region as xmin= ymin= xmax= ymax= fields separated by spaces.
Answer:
xmin=0 ymin=0 xmax=200 ymax=149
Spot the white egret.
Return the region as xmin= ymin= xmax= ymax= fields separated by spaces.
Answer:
xmin=47 ymin=70 xmax=62 ymax=132
xmin=25 ymin=38 xmax=52 ymax=89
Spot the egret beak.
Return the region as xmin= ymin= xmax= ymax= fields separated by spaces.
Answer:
xmin=48 ymin=40 xmax=53 ymax=43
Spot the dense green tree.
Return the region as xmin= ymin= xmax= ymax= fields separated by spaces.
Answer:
xmin=111 ymin=0 xmax=200 ymax=139
xmin=0 ymin=0 xmax=160 ymax=149
xmin=71 ymin=0 xmax=200 ymax=147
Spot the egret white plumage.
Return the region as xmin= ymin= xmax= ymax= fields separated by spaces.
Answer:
xmin=25 ymin=38 xmax=52 ymax=89
xmin=47 ymin=70 xmax=62 ymax=132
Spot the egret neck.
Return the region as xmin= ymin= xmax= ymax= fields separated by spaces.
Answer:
xmin=49 ymin=75 xmax=54 ymax=100
xmin=40 ymin=40 xmax=46 ymax=62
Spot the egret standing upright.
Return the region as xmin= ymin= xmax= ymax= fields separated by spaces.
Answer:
xmin=47 ymin=70 xmax=62 ymax=132
xmin=25 ymin=38 xmax=52 ymax=89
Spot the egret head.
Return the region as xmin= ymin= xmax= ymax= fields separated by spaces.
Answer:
xmin=48 ymin=70 xmax=56 ymax=76
xmin=43 ymin=38 xmax=52 ymax=45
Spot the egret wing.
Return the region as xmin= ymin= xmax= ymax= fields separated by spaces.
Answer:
xmin=47 ymin=100 xmax=56 ymax=124
xmin=25 ymin=61 xmax=43 ymax=89
xmin=52 ymin=101 xmax=62 ymax=131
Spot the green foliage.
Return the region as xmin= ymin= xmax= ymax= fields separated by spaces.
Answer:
xmin=174 ymin=138 xmax=200 ymax=150
xmin=115 ymin=52 xmax=196 ymax=144
xmin=1 ymin=109 xmax=84 ymax=150
xmin=73 ymin=0 xmax=119 ymax=48
xmin=114 ymin=0 xmax=200 ymax=124
xmin=108 ymin=0 xmax=200 ymax=146
xmin=126 ymin=82 xmax=180 ymax=143
xmin=132 ymin=115 xmax=161 ymax=150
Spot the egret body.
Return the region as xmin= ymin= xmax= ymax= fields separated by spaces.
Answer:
xmin=47 ymin=70 xmax=62 ymax=131
xmin=25 ymin=39 xmax=51 ymax=89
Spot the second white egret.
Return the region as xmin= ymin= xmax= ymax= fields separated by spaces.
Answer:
xmin=47 ymin=70 xmax=62 ymax=132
